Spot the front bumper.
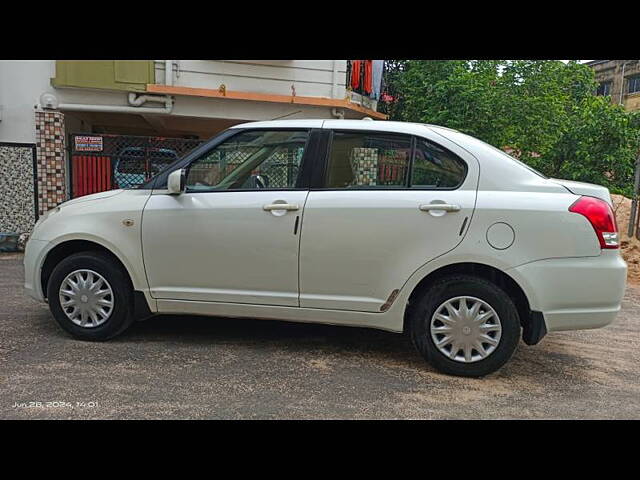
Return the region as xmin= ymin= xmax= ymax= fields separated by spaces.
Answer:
xmin=508 ymin=250 xmax=627 ymax=333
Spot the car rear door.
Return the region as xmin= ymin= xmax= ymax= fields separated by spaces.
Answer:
xmin=298 ymin=124 xmax=479 ymax=312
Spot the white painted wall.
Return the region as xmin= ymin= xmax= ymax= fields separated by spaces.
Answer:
xmin=0 ymin=60 xmax=56 ymax=143
xmin=0 ymin=60 xmax=356 ymax=144
xmin=157 ymin=60 xmax=348 ymax=99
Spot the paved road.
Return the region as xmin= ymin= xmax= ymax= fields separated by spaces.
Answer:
xmin=1 ymin=253 xmax=639 ymax=419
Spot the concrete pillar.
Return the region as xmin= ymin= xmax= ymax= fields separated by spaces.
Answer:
xmin=35 ymin=109 xmax=67 ymax=215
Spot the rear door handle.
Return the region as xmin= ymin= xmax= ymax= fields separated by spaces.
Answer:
xmin=263 ymin=203 xmax=299 ymax=211
xmin=419 ymin=204 xmax=461 ymax=212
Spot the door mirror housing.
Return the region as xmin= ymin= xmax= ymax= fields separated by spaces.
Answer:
xmin=167 ymin=168 xmax=186 ymax=194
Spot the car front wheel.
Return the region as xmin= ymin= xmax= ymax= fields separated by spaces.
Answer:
xmin=47 ymin=252 xmax=135 ymax=341
xmin=408 ymin=274 xmax=521 ymax=377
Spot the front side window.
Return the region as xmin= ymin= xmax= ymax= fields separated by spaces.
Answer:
xmin=325 ymin=131 xmax=411 ymax=188
xmin=411 ymin=138 xmax=467 ymax=189
xmin=186 ymin=130 xmax=308 ymax=191
xmin=628 ymin=76 xmax=640 ymax=94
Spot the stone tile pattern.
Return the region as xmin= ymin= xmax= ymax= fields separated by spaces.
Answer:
xmin=350 ymin=147 xmax=379 ymax=186
xmin=35 ymin=110 xmax=67 ymax=215
xmin=0 ymin=145 xmax=36 ymax=234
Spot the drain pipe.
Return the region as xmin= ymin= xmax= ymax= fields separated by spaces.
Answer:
xmin=332 ymin=60 xmax=339 ymax=99
xmin=329 ymin=62 xmax=344 ymax=119
xmin=56 ymin=93 xmax=173 ymax=114
xmin=165 ymin=60 xmax=173 ymax=86
xmin=127 ymin=93 xmax=172 ymax=110
xmin=619 ymin=61 xmax=627 ymax=105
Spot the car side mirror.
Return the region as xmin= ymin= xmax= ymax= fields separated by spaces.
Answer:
xmin=167 ymin=169 xmax=186 ymax=195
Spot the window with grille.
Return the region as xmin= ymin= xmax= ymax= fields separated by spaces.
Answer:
xmin=628 ymin=76 xmax=640 ymax=94
xmin=596 ymin=81 xmax=612 ymax=96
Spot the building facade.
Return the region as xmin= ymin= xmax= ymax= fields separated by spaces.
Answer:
xmin=0 ymin=60 xmax=385 ymax=238
xmin=587 ymin=60 xmax=640 ymax=111
xmin=587 ymin=60 xmax=640 ymax=238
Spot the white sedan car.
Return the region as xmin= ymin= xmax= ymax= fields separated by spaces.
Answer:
xmin=24 ymin=120 xmax=627 ymax=377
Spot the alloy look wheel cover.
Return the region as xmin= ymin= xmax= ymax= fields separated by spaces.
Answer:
xmin=430 ymin=296 xmax=502 ymax=363
xmin=59 ymin=269 xmax=114 ymax=328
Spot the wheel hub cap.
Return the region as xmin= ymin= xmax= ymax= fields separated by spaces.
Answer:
xmin=58 ymin=269 xmax=114 ymax=328
xmin=430 ymin=296 xmax=502 ymax=363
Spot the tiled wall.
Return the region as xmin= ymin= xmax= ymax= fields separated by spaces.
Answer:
xmin=35 ymin=110 xmax=67 ymax=215
xmin=0 ymin=143 xmax=37 ymax=234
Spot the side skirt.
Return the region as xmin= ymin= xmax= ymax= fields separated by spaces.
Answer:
xmin=153 ymin=298 xmax=404 ymax=333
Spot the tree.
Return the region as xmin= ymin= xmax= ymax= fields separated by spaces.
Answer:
xmin=536 ymin=96 xmax=640 ymax=194
xmin=383 ymin=60 xmax=640 ymax=196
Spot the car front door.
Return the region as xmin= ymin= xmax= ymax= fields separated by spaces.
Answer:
xmin=298 ymin=126 xmax=479 ymax=312
xmin=141 ymin=129 xmax=314 ymax=307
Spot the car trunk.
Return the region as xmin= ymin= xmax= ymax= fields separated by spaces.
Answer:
xmin=549 ymin=178 xmax=613 ymax=206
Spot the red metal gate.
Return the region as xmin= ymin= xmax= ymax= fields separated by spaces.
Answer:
xmin=71 ymin=155 xmax=112 ymax=197
xmin=69 ymin=133 xmax=204 ymax=198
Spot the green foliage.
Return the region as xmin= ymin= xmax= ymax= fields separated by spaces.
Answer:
xmin=383 ymin=60 xmax=640 ymax=196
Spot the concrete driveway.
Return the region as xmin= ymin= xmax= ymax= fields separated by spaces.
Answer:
xmin=1 ymin=253 xmax=639 ymax=419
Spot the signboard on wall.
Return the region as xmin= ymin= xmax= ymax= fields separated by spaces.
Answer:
xmin=74 ymin=136 xmax=103 ymax=152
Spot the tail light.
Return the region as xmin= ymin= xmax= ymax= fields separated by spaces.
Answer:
xmin=569 ymin=196 xmax=619 ymax=249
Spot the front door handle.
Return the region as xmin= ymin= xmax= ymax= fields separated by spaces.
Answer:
xmin=419 ymin=204 xmax=461 ymax=212
xmin=263 ymin=203 xmax=300 ymax=211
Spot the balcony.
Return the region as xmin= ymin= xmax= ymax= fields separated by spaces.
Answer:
xmin=51 ymin=60 xmax=387 ymax=121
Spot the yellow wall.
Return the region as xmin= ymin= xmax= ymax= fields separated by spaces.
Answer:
xmin=52 ymin=61 xmax=154 ymax=92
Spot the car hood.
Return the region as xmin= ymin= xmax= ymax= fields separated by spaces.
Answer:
xmin=549 ymin=178 xmax=612 ymax=206
xmin=60 ymin=189 xmax=125 ymax=208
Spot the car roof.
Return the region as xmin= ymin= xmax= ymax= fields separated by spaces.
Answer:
xmin=229 ymin=119 xmax=460 ymax=136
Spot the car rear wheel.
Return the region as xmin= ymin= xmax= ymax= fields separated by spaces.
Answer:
xmin=408 ymin=274 xmax=520 ymax=377
xmin=47 ymin=252 xmax=135 ymax=341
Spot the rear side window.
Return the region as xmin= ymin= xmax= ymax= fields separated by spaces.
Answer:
xmin=411 ymin=138 xmax=467 ymax=189
xmin=325 ymin=131 xmax=411 ymax=188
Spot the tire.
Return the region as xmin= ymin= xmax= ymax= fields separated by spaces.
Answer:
xmin=46 ymin=251 xmax=135 ymax=341
xmin=407 ymin=274 xmax=520 ymax=377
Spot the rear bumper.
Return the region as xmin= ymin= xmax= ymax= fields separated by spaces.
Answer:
xmin=508 ymin=250 xmax=627 ymax=333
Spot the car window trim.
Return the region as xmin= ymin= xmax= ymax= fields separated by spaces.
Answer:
xmin=312 ymin=129 xmax=468 ymax=191
xmin=150 ymin=128 xmax=317 ymax=192
xmin=320 ymin=129 xmax=414 ymax=189
xmin=185 ymin=129 xmax=311 ymax=193
xmin=410 ymin=135 xmax=469 ymax=191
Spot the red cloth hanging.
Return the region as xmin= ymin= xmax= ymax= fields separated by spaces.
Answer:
xmin=363 ymin=60 xmax=373 ymax=94
xmin=350 ymin=60 xmax=362 ymax=90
